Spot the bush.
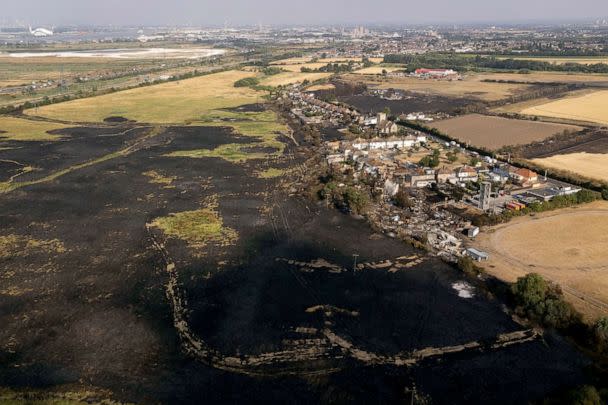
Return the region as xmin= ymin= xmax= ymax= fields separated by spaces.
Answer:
xmin=234 ymin=77 xmax=260 ymax=88
xmin=261 ymin=66 xmax=283 ymax=75
xmin=457 ymin=256 xmax=483 ymax=277
xmin=319 ymin=182 xmax=369 ymax=215
xmin=394 ymin=189 xmax=413 ymax=209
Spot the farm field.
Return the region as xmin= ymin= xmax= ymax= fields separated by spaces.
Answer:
xmin=520 ymin=90 xmax=608 ymax=125
xmin=275 ymin=63 xmax=328 ymax=72
xmin=430 ymin=114 xmax=581 ymax=149
xmin=0 ymin=117 xmax=71 ymax=141
xmin=346 ymin=73 xmax=533 ymax=102
xmin=260 ymin=71 xmax=332 ymax=87
xmin=479 ymin=71 xmax=608 ymax=85
xmin=494 ymin=56 xmax=608 ymax=65
xmin=26 ymin=70 xmax=264 ymax=124
xmin=351 ymin=66 xmax=405 ymax=75
xmin=271 ymin=56 xmax=383 ymax=65
xmin=475 ymin=201 xmax=608 ymax=320
xmin=306 ymin=83 xmax=336 ymax=91
xmin=0 ymin=56 xmax=161 ymax=86
xmin=532 ymin=152 xmax=608 ymax=183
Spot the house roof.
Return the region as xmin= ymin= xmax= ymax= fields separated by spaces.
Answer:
xmin=514 ymin=168 xmax=538 ymax=178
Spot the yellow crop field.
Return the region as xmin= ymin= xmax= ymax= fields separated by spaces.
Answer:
xmin=27 ymin=70 xmax=263 ymax=124
xmin=351 ymin=66 xmax=404 ymax=75
xmin=520 ymin=90 xmax=608 ymax=125
xmin=0 ymin=117 xmax=70 ymax=142
xmin=532 ymin=153 xmax=608 ymax=183
xmin=476 ymin=202 xmax=608 ymax=320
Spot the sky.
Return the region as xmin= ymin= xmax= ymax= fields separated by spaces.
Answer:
xmin=3 ymin=0 xmax=608 ymax=26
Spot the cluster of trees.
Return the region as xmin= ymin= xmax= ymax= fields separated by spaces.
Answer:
xmin=419 ymin=148 xmax=441 ymax=168
xmin=318 ymin=181 xmax=369 ymax=215
xmin=260 ymin=66 xmax=283 ymax=76
xmin=511 ymin=273 xmax=581 ymax=329
xmin=473 ymin=189 xmax=599 ymax=227
xmin=234 ymin=77 xmax=260 ymax=88
xmin=301 ymin=62 xmax=355 ymax=74
xmin=384 ymin=53 xmax=608 ymax=74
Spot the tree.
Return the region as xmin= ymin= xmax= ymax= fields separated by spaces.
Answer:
xmin=594 ymin=317 xmax=608 ymax=348
xmin=342 ymin=187 xmax=369 ymax=215
xmin=512 ymin=273 xmax=548 ymax=309
xmin=394 ymin=189 xmax=412 ymax=209
xmin=457 ymin=256 xmax=482 ymax=277
xmin=447 ymin=151 xmax=458 ymax=163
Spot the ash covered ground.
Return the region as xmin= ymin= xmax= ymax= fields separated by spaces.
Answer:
xmin=0 ymin=116 xmax=591 ymax=403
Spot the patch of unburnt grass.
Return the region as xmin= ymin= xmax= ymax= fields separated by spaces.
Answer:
xmin=142 ymin=170 xmax=176 ymax=188
xmin=149 ymin=197 xmax=238 ymax=249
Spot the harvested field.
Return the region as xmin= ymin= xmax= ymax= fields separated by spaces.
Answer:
xmin=0 ymin=56 xmax=159 ymax=85
xmin=430 ymin=114 xmax=582 ymax=149
xmin=532 ymin=153 xmax=608 ymax=183
xmin=26 ymin=70 xmax=262 ymax=124
xmin=345 ymin=73 xmax=534 ymax=102
xmin=518 ymin=130 xmax=608 ymax=158
xmin=259 ymin=71 xmax=332 ymax=87
xmin=476 ymin=202 xmax=608 ymax=320
xmin=520 ymin=90 xmax=608 ymax=125
xmin=351 ymin=66 xmax=404 ymax=75
xmin=275 ymin=63 xmax=328 ymax=72
xmin=0 ymin=117 xmax=71 ymax=142
xmin=479 ymin=72 xmax=608 ymax=85
xmin=306 ymin=83 xmax=336 ymax=91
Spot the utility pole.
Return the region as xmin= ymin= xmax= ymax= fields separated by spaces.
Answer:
xmin=352 ymin=253 xmax=359 ymax=272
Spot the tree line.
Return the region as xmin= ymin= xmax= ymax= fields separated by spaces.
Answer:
xmin=384 ymin=53 xmax=608 ymax=74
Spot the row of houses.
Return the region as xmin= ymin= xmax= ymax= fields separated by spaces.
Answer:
xmin=286 ymin=91 xmax=360 ymax=126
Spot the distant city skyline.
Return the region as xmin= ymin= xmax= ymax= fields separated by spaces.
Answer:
xmin=3 ymin=0 xmax=608 ymax=27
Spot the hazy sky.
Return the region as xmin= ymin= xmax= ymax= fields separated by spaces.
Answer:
xmin=4 ymin=0 xmax=608 ymax=26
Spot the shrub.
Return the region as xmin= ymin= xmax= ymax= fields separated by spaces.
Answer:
xmin=234 ymin=77 xmax=260 ymax=88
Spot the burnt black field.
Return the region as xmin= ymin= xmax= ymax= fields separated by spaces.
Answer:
xmin=340 ymin=93 xmax=478 ymax=115
xmin=0 ymin=121 xmax=592 ymax=403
